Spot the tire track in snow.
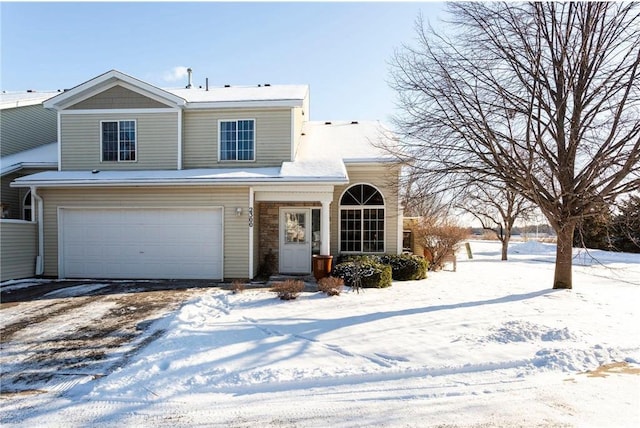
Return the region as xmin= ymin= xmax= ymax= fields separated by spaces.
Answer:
xmin=242 ymin=316 xmax=395 ymax=368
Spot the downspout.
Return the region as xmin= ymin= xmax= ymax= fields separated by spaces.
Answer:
xmin=32 ymin=187 xmax=44 ymax=275
xmin=248 ymin=187 xmax=255 ymax=279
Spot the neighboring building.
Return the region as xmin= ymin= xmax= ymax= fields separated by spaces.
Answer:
xmin=1 ymin=91 xmax=59 ymax=281
xmin=1 ymin=91 xmax=59 ymax=220
xmin=12 ymin=70 xmax=402 ymax=281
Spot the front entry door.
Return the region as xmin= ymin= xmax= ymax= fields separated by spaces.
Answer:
xmin=280 ymin=208 xmax=311 ymax=274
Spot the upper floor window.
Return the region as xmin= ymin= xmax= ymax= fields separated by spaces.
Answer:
xmin=340 ymin=184 xmax=385 ymax=253
xmin=219 ymin=119 xmax=255 ymax=161
xmin=102 ymin=120 xmax=136 ymax=162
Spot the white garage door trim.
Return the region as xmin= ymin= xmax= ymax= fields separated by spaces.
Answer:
xmin=58 ymin=206 xmax=224 ymax=280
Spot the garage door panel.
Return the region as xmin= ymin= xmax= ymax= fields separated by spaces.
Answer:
xmin=62 ymin=208 xmax=223 ymax=279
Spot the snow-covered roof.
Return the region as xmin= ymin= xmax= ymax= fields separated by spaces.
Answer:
xmin=1 ymin=142 xmax=58 ymax=176
xmin=168 ymin=85 xmax=308 ymax=107
xmin=42 ymin=70 xmax=308 ymax=110
xmin=0 ymin=91 xmax=60 ymax=110
xmin=11 ymin=164 xmax=349 ymax=188
xmin=296 ymin=121 xmax=398 ymax=164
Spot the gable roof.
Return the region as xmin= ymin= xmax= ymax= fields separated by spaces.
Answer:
xmin=43 ymin=70 xmax=186 ymax=110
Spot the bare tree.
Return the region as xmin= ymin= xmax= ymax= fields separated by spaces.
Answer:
xmin=459 ymin=183 xmax=535 ymax=260
xmin=389 ymin=2 xmax=640 ymax=289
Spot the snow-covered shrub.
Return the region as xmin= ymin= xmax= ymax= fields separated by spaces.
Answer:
xmin=336 ymin=254 xmax=428 ymax=281
xmin=378 ymin=254 xmax=428 ymax=281
xmin=271 ymin=280 xmax=304 ymax=300
xmin=317 ymin=276 xmax=344 ymax=296
xmin=332 ymin=260 xmax=392 ymax=289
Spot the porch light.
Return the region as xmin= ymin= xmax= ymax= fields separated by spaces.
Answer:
xmin=235 ymin=207 xmax=243 ymax=217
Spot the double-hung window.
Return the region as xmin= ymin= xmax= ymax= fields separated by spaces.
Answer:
xmin=219 ymin=119 xmax=255 ymax=161
xmin=102 ymin=120 xmax=136 ymax=162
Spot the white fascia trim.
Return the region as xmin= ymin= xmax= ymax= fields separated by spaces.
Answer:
xmin=11 ymin=178 xmax=349 ymax=188
xmin=253 ymin=184 xmax=335 ymax=193
xmin=60 ymin=108 xmax=179 ymax=115
xmin=1 ymin=162 xmax=58 ymax=176
xmin=343 ymin=158 xmax=398 ymax=165
xmin=254 ymin=185 xmax=335 ymax=203
xmin=185 ymin=99 xmax=304 ymax=109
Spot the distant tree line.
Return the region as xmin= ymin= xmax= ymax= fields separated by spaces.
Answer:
xmin=470 ymin=224 xmax=555 ymax=237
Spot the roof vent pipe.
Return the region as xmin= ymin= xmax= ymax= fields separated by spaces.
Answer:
xmin=186 ymin=68 xmax=193 ymax=89
xmin=206 ymin=77 xmax=209 ymax=91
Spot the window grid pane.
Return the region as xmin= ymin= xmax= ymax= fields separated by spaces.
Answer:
xmin=220 ymin=121 xmax=237 ymax=161
xmin=340 ymin=209 xmax=362 ymax=252
xmin=102 ymin=122 xmax=118 ymax=161
xmin=220 ymin=120 xmax=254 ymax=161
xmin=102 ymin=121 xmax=136 ymax=162
xmin=362 ymin=208 xmax=384 ymax=252
xmin=119 ymin=121 xmax=136 ymax=161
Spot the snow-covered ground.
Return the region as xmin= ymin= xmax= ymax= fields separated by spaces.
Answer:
xmin=2 ymin=240 xmax=639 ymax=427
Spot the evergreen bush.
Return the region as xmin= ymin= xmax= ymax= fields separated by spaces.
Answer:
xmin=379 ymin=254 xmax=428 ymax=281
xmin=332 ymin=260 xmax=392 ymax=289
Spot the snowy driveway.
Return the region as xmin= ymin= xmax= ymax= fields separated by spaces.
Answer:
xmin=0 ymin=280 xmax=214 ymax=396
xmin=1 ymin=241 xmax=639 ymax=427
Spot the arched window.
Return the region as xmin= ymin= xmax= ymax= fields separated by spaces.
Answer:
xmin=339 ymin=184 xmax=385 ymax=253
xmin=23 ymin=191 xmax=32 ymax=221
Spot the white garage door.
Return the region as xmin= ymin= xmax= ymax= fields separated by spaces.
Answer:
xmin=61 ymin=208 xmax=223 ymax=279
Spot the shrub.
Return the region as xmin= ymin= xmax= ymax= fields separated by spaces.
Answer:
xmin=317 ymin=276 xmax=344 ymax=296
xmin=271 ymin=280 xmax=304 ymax=300
xmin=379 ymin=254 xmax=428 ymax=281
xmin=336 ymin=254 xmax=428 ymax=281
xmin=332 ymin=260 xmax=392 ymax=289
xmin=412 ymin=218 xmax=469 ymax=271
xmin=258 ymin=249 xmax=277 ymax=279
xmin=231 ymin=280 xmax=245 ymax=294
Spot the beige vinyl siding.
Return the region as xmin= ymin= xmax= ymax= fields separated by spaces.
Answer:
xmin=0 ymin=221 xmax=37 ymax=281
xmin=0 ymin=105 xmax=57 ymax=156
xmin=60 ymin=112 xmax=178 ymax=170
xmin=182 ymin=109 xmax=292 ymax=168
xmin=67 ymin=85 xmax=168 ymax=110
xmin=1 ymin=170 xmax=40 ymax=220
xmin=39 ymin=186 xmax=250 ymax=279
xmin=331 ymin=164 xmax=402 ymax=256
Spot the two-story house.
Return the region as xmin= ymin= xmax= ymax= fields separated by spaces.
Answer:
xmin=12 ymin=70 xmax=402 ymax=281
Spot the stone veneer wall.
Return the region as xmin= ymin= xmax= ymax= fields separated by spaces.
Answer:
xmin=257 ymin=201 xmax=321 ymax=275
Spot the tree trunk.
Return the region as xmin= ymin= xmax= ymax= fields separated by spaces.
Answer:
xmin=501 ymin=238 xmax=509 ymax=260
xmin=553 ymin=222 xmax=576 ymax=289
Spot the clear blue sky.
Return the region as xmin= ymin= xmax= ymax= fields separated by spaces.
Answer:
xmin=1 ymin=1 xmax=446 ymax=123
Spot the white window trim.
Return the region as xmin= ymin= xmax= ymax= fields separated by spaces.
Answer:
xmin=100 ymin=119 xmax=138 ymax=163
xmin=217 ymin=118 xmax=256 ymax=162
xmin=338 ymin=183 xmax=387 ymax=254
